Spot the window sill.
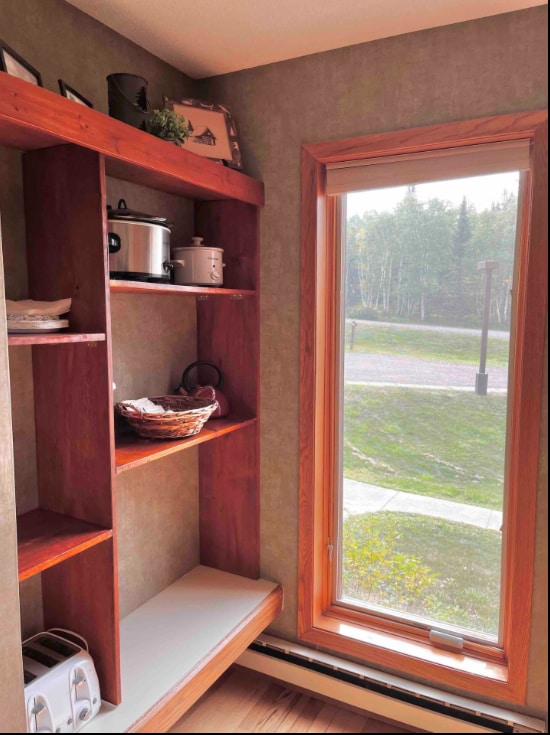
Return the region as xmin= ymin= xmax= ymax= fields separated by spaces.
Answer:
xmin=299 ymin=612 xmax=523 ymax=704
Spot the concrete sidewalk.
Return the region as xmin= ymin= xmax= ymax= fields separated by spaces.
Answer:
xmin=343 ymin=478 xmax=503 ymax=531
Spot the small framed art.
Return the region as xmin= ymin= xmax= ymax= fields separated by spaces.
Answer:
xmin=0 ymin=40 xmax=42 ymax=86
xmin=58 ymin=79 xmax=93 ymax=108
xmin=164 ymin=97 xmax=242 ymax=169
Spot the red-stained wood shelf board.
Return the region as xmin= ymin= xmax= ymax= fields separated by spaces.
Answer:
xmin=115 ymin=416 xmax=256 ymax=474
xmin=110 ymin=281 xmax=255 ymax=297
xmin=17 ymin=509 xmax=113 ymax=582
xmin=7 ymin=332 xmax=105 ymax=346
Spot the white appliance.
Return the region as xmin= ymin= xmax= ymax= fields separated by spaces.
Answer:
xmin=171 ymin=237 xmax=225 ymax=286
xmin=23 ymin=629 xmax=101 ymax=733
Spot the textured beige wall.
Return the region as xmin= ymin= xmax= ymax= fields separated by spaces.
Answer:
xmin=110 ymin=283 xmax=199 ymax=617
xmin=199 ymin=6 xmax=548 ymax=717
xmin=110 ymin=292 xmax=196 ymax=403
xmin=116 ymin=451 xmax=199 ymax=619
xmin=0 ymin=0 xmax=194 ymax=112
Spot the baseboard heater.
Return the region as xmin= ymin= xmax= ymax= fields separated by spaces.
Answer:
xmin=236 ymin=634 xmax=546 ymax=734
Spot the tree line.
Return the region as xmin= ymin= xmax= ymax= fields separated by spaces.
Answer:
xmin=346 ymin=187 xmax=518 ymax=329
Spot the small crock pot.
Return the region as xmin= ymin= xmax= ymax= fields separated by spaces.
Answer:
xmin=171 ymin=237 xmax=225 ymax=286
xmin=108 ymin=199 xmax=172 ymax=282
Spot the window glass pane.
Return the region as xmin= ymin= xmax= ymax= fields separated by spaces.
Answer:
xmin=338 ymin=172 xmax=520 ymax=641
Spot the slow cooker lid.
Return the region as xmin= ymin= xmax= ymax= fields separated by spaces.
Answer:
xmin=107 ymin=198 xmax=172 ymax=228
xmin=172 ymin=237 xmax=223 ymax=253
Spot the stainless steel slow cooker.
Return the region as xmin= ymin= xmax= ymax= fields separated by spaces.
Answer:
xmin=171 ymin=237 xmax=225 ymax=286
xmin=108 ymin=199 xmax=172 ymax=282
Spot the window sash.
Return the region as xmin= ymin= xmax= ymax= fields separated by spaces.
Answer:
xmin=332 ymin=170 xmax=527 ymax=649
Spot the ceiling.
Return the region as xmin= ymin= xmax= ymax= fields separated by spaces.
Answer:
xmin=65 ymin=0 xmax=546 ymax=79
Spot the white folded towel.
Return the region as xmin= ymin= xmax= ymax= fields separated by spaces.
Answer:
xmin=6 ymin=298 xmax=72 ymax=317
xmin=120 ymin=398 xmax=174 ymax=415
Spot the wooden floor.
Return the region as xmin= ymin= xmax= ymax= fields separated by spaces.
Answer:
xmin=169 ymin=665 xmax=417 ymax=733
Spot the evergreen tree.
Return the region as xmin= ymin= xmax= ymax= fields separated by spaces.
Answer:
xmin=344 ymin=185 xmax=516 ymax=328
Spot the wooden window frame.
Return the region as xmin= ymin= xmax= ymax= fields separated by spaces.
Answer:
xmin=299 ymin=111 xmax=548 ymax=704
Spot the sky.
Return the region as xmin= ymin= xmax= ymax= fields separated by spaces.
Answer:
xmin=347 ymin=171 xmax=520 ymax=218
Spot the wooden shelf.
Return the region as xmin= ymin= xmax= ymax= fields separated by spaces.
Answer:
xmin=17 ymin=509 xmax=113 ymax=582
xmin=7 ymin=332 xmax=105 ymax=346
xmin=0 ymin=73 xmax=264 ymax=207
xmin=110 ymin=280 xmax=255 ymax=297
xmin=115 ymin=416 xmax=256 ymax=474
xmin=2 ymin=73 xmax=267 ymax=714
xmin=81 ymin=565 xmax=283 ymax=733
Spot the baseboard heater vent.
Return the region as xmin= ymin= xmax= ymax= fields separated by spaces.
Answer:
xmin=237 ymin=635 xmax=546 ymax=734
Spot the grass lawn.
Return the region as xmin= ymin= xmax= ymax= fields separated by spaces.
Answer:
xmin=344 ymin=385 xmax=506 ymax=509
xmin=342 ymin=511 xmax=501 ymax=637
xmin=345 ymin=322 xmax=510 ymax=366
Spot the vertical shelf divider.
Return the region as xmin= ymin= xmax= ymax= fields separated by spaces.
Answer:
xmin=22 ymin=144 xmax=120 ymax=704
xmin=195 ymin=201 xmax=260 ymax=579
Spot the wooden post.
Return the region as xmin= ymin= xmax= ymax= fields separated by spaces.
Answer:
xmin=475 ymin=260 xmax=499 ymax=395
xmin=350 ymin=320 xmax=357 ymax=351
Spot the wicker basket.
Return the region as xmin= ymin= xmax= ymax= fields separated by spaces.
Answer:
xmin=115 ymin=395 xmax=218 ymax=439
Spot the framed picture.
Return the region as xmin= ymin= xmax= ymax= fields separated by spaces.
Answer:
xmin=164 ymin=97 xmax=242 ymax=170
xmin=0 ymin=40 xmax=42 ymax=86
xmin=58 ymin=79 xmax=93 ymax=108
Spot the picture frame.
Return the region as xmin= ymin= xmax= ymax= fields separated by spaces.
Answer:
xmin=164 ymin=97 xmax=242 ymax=170
xmin=0 ymin=39 xmax=42 ymax=86
xmin=58 ymin=79 xmax=93 ymax=108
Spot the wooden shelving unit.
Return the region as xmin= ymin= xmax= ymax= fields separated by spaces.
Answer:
xmin=0 ymin=72 xmax=281 ymax=731
xmin=17 ymin=509 xmax=112 ymax=582
xmin=115 ymin=416 xmax=256 ymax=474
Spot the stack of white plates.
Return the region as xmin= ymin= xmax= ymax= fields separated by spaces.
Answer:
xmin=6 ymin=298 xmax=71 ymax=334
xmin=7 ymin=316 xmax=70 ymax=333
xmin=8 ymin=314 xmax=69 ymax=334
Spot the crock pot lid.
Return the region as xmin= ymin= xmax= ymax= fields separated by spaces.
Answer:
xmin=172 ymin=245 xmax=224 ymax=252
xmin=107 ymin=199 xmax=172 ymax=227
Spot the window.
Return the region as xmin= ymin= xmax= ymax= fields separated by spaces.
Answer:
xmin=299 ymin=112 xmax=547 ymax=703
